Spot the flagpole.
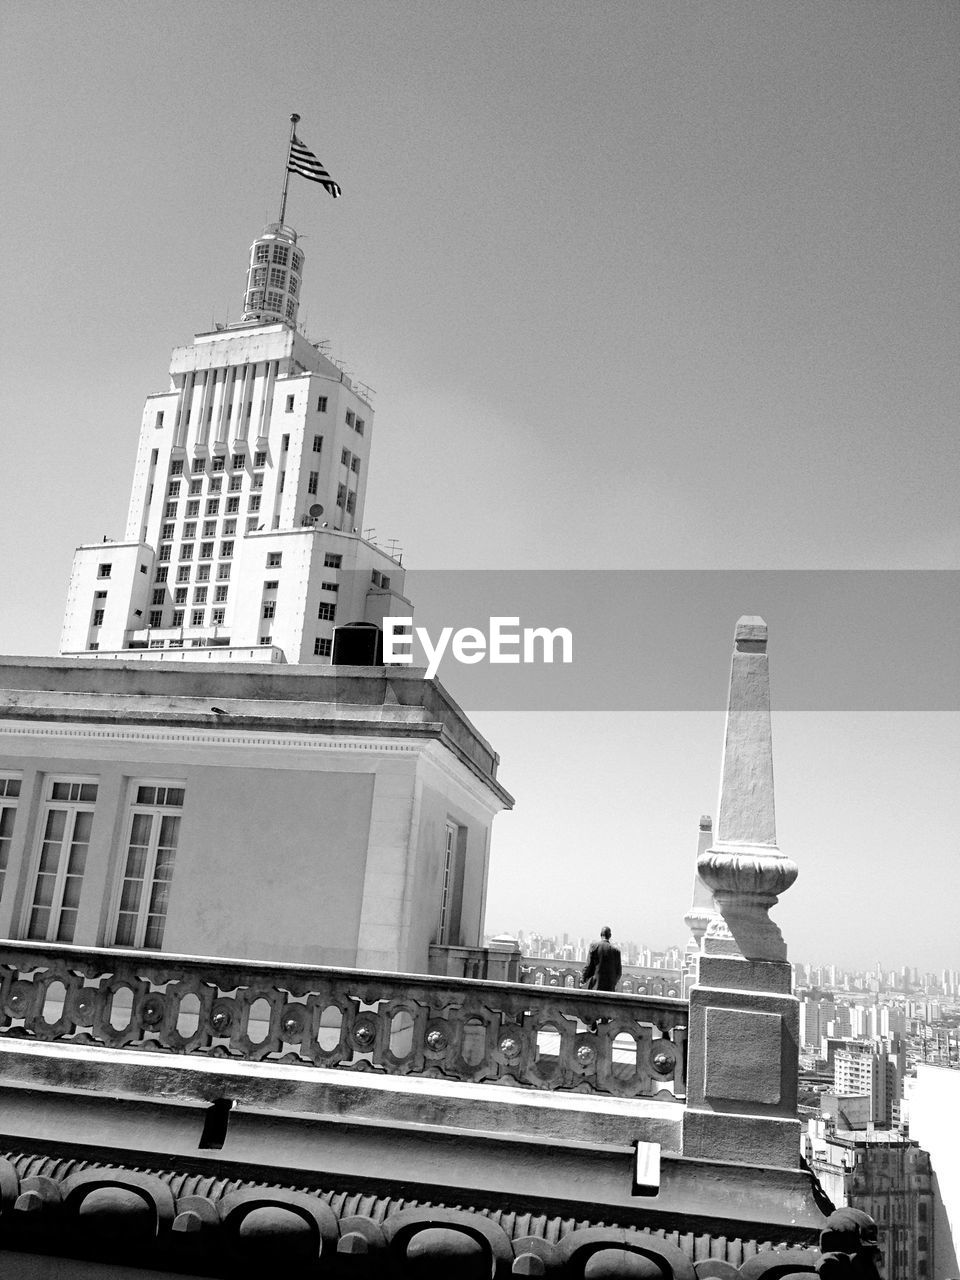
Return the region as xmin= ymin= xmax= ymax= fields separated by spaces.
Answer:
xmin=278 ymin=113 xmax=300 ymax=226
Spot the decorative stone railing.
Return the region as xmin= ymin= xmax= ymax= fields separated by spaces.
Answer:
xmin=521 ymin=961 xmax=683 ymax=999
xmin=0 ymin=941 xmax=687 ymax=1101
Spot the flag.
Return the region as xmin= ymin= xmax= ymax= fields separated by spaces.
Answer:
xmin=287 ymin=135 xmax=341 ymax=199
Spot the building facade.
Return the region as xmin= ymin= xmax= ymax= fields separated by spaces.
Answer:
xmin=60 ymin=222 xmax=408 ymax=664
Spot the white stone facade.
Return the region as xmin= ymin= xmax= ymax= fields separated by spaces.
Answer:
xmin=60 ymin=223 xmax=408 ymax=664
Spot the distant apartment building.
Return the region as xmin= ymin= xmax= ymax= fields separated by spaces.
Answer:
xmin=806 ymin=1120 xmax=933 ymax=1280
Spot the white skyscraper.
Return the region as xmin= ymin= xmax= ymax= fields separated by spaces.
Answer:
xmin=60 ymin=219 xmax=409 ymax=663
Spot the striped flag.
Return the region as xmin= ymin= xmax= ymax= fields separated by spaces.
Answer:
xmin=287 ymin=134 xmax=341 ymax=199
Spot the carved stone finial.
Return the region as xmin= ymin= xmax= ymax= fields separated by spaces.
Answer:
xmin=697 ymin=617 xmax=798 ymax=962
xmin=684 ymin=815 xmax=717 ymax=958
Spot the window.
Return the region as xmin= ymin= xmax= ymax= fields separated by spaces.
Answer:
xmin=91 ymin=608 xmax=105 ymax=627
xmin=324 ymin=553 xmax=341 ymax=569
xmin=266 ymin=552 xmax=282 ymax=568
xmin=148 ymin=609 xmax=163 ymax=627
xmin=140 ymin=563 xmax=148 ymax=574
xmin=180 ymin=543 xmax=194 ymax=560
xmin=192 ymin=458 xmax=206 ymax=474
xmin=168 ymin=481 xmax=180 ymax=497
xmin=222 ymin=519 xmax=236 ymax=536
xmin=176 ymin=565 xmax=191 ymax=583
xmin=341 ymin=448 xmax=351 ymax=466
xmin=88 ymin=642 xmax=98 ymax=651
xmin=193 ymin=586 xmax=208 ymax=604
xmin=251 ymin=267 xmax=267 ymax=288
xmin=260 ymin=635 xmax=272 ymax=646
xmin=285 ymin=299 xmax=295 ymax=319
xmin=381 ymin=576 xmax=391 ymax=591
xmin=211 ymin=456 xmax=225 ymax=472
xmin=170 ymin=459 xmax=184 ymax=476
xmin=151 ymin=588 xmax=165 ymax=606
xmin=215 ymin=585 xmax=229 ymax=603
xmin=292 ymin=251 xmax=303 ymax=273
xmin=199 ymin=542 xmax=214 ymax=560
xmin=172 ymin=610 xmax=184 ymax=626
xmin=95 ymin=589 xmax=108 ymax=600
xmin=229 ymin=474 xmax=242 ymax=492
xmin=149 ymin=639 xmax=164 ymax=649
xmin=220 ymin=540 xmax=234 ymax=558
xmin=262 ymin=603 xmax=275 ymax=619
xmin=231 ymin=452 xmax=245 ymax=468
xmin=158 ymin=545 xmax=171 ymax=562
xmin=285 ymin=394 xmax=295 ymax=412
xmin=186 ymin=499 xmax=201 ymax=517
xmin=254 ymin=451 xmax=267 ymax=467
xmin=255 ymin=244 xmax=269 ymax=264
xmin=226 ymin=496 xmax=240 ymax=514
xmin=266 ymin=289 xmax=284 ymax=311
xmin=264 ymin=580 xmax=279 ymax=591
xmin=438 ymin=822 xmax=460 ymax=944
xmin=174 ymin=588 xmax=187 ymax=605
xmin=246 ymin=517 xmax=259 ymax=532
xmin=351 ymin=456 xmax=361 ymax=474
xmin=281 ymin=434 xmax=290 ymax=451
xmin=164 ymin=502 xmax=178 ymax=519
xmin=162 ymin=522 xmax=175 ymax=540
xmin=0 ymin=776 xmax=21 ymax=900
xmin=216 ymin=563 xmax=231 ymax=581
xmin=183 ymin=522 xmax=197 ymax=540
xmin=197 ymin=561 xmax=212 ymax=580
xmin=191 ymin=609 xmax=205 ymax=626
xmin=346 ymin=492 xmax=356 ymax=514
xmin=317 ymin=602 xmax=336 ymax=621
xmin=112 ymin=783 xmax=184 ymax=949
xmin=98 ymin=563 xmax=112 ymax=579
xmin=279 ymin=470 xmax=285 ymax=492
xmin=248 ymin=495 xmax=261 ymax=513
xmin=154 ymin=567 xmax=168 ymax=584
xmin=206 ymin=498 xmax=219 ymax=515
xmin=308 ymin=472 xmax=319 ymax=494
xmin=202 ymin=520 xmax=217 ymax=538
xmin=288 ymin=276 xmax=298 ymax=296
xmin=211 ymin=608 xmax=226 ymax=625
xmin=272 ymin=244 xmax=289 ymax=266
xmin=321 ymin=581 xmax=338 ymax=593
xmin=251 ymin=473 xmax=263 ymax=490
xmin=189 ymin=479 xmax=202 ymax=496
xmin=314 ymin=637 xmax=332 ymax=657
xmin=317 ymin=396 xmax=327 ymax=413
xmin=208 ymin=476 xmax=222 ymax=494
xmin=336 ymin=484 xmax=346 ymax=507
xmin=355 ymin=418 xmax=365 ymax=436
xmin=26 ymin=779 xmax=98 ymax=943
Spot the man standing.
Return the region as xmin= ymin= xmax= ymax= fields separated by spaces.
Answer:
xmin=581 ymin=926 xmax=622 ymax=992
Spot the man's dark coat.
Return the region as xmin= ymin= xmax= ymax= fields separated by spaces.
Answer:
xmin=581 ymin=938 xmax=622 ymax=991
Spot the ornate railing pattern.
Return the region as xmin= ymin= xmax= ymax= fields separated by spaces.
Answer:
xmin=0 ymin=942 xmax=687 ymax=1101
xmin=521 ymin=962 xmax=683 ymax=998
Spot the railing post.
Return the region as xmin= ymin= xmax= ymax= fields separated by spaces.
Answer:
xmin=681 ymin=618 xmax=801 ymax=1169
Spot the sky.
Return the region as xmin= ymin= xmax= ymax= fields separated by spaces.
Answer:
xmin=0 ymin=1 xmax=957 ymax=971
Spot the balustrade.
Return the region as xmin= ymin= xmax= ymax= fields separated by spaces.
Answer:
xmin=0 ymin=941 xmax=686 ymax=1101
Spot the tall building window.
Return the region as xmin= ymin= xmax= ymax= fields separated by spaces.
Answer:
xmin=172 ymin=610 xmax=184 ymax=626
xmin=313 ymin=435 xmax=323 ymax=454
xmin=341 ymin=448 xmax=351 ymax=466
xmin=183 ymin=522 xmax=197 ymax=539
xmin=199 ymin=541 xmax=214 ymax=560
xmin=266 ymin=552 xmax=282 ymax=567
xmin=92 ymin=609 xmax=105 ymax=627
xmin=231 ymin=452 xmax=245 ymax=468
xmin=220 ymin=540 xmax=234 ymax=558
xmin=211 ymin=456 xmax=225 ymax=472
xmin=248 ymin=496 xmax=261 ymax=513
xmin=254 ymin=451 xmax=267 ymax=467
xmin=355 ymin=418 xmax=365 ymax=436
xmin=174 ymin=588 xmax=187 ymax=605
xmin=186 ymin=499 xmax=201 ymax=517
xmin=317 ymin=396 xmax=327 ymax=413
xmin=112 ymin=783 xmax=184 ymax=950
xmin=154 ymin=567 xmax=168 ymax=583
xmin=148 ymin=610 xmax=163 ymax=627
xmin=323 ymin=553 xmax=341 ymax=569
xmin=314 ymin=637 xmax=332 ymax=657
xmin=192 ymin=458 xmax=206 ymax=474
xmin=285 ymin=394 xmax=295 ymax=412
xmin=191 ymin=609 xmax=204 ymax=626
xmin=189 ymin=478 xmax=202 ymax=496
xmin=180 ymin=543 xmax=194 ymax=560
xmin=170 ymin=459 xmax=184 ymax=476
xmin=216 ymin=563 xmax=231 ymax=581
xmin=211 ymin=608 xmax=225 ymax=625
xmin=208 ymin=476 xmax=222 ymax=494
xmin=164 ymin=502 xmax=177 ymax=519
xmin=226 ymin=496 xmax=240 ymax=514
xmin=158 ymin=545 xmax=171 ymax=562
xmin=222 ymin=519 xmax=237 ymax=536
xmin=317 ymin=602 xmax=336 ymax=621
xmin=307 ymin=472 xmax=319 ymax=494
xmin=229 ymin=474 xmax=242 ymax=492
xmin=272 ymin=245 xmax=289 ymax=266
xmin=346 ymin=492 xmax=356 ymax=514
xmin=168 ymin=481 xmax=181 ymax=497
xmin=438 ymin=821 xmax=460 ymax=945
xmin=162 ymin=522 xmax=175 ymax=539
xmin=0 ymin=776 xmax=22 ymax=901
xmin=196 ymin=561 xmax=210 ymax=581
xmin=26 ymin=779 xmax=98 ymax=943
xmin=215 ymin=584 xmax=228 ymax=602
xmin=151 ymin=589 xmax=165 ymax=606
xmin=176 ymin=565 xmax=191 ymax=583
xmin=255 ymin=244 xmax=269 ymax=264
xmin=251 ymin=473 xmax=263 ymax=490
xmin=193 ymin=586 xmax=207 ymax=604
xmin=202 ymin=520 xmax=217 ymax=537
xmin=97 ymin=563 xmax=112 ymax=579
xmin=262 ymin=602 xmax=275 ymax=619
xmin=266 ymin=290 xmax=284 ymax=311
xmin=350 ymin=456 xmax=361 ymax=474
xmin=336 ymin=485 xmax=346 ymax=507
xmin=206 ymin=498 xmax=219 ymax=515
xmin=321 ymin=581 xmax=338 ymax=592
xmin=345 ymin=410 xmax=355 ymax=427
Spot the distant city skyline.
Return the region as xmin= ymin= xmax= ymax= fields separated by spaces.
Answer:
xmin=1 ymin=3 xmax=956 ymax=969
